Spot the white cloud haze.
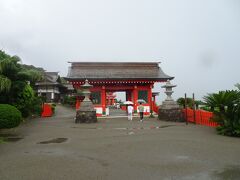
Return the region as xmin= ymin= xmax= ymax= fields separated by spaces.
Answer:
xmin=0 ymin=0 xmax=240 ymax=102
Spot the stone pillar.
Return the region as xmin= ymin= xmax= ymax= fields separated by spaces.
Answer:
xmin=101 ymin=86 xmax=106 ymax=115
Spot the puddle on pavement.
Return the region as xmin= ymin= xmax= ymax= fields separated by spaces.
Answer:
xmin=4 ymin=137 xmax=23 ymax=142
xmin=0 ymin=134 xmax=23 ymax=142
xmin=212 ymin=166 xmax=240 ymax=180
xmin=37 ymin=138 xmax=68 ymax=144
xmin=71 ymin=127 xmax=97 ymax=129
xmin=0 ymin=133 xmax=18 ymax=137
xmin=159 ymin=125 xmax=176 ymax=128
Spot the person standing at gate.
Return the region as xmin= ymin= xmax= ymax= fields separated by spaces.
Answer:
xmin=138 ymin=102 xmax=144 ymax=122
xmin=127 ymin=104 xmax=134 ymax=121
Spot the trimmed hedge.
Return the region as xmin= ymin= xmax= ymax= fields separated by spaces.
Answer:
xmin=0 ymin=104 xmax=22 ymax=129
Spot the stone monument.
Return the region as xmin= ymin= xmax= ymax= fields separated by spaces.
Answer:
xmin=158 ymin=80 xmax=184 ymax=122
xmin=75 ymin=79 xmax=97 ymax=123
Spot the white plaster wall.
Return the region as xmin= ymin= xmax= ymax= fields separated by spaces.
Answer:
xmin=137 ymin=106 xmax=150 ymax=113
xmin=94 ymin=107 xmax=103 ymax=114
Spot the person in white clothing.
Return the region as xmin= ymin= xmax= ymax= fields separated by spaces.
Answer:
xmin=127 ymin=105 xmax=134 ymax=121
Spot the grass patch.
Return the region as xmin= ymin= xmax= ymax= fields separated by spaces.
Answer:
xmin=0 ymin=137 xmax=5 ymax=144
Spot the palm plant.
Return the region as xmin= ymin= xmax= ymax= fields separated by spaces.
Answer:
xmin=203 ymin=90 xmax=240 ymax=136
xmin=203 ymin=91 xmax=237 ymax=112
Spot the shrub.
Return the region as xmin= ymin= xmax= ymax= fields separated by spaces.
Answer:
xmin=204 ymin=90 xmax=240 ymax=137
xmin=0 ymin=104 xmax=22 ymax=129
xmin=12 ymin=83 xmax=35 ymax=117
xmin=63 ymin=96 xmax=76 ymax=106
xmin=51 ymin=103 xmax=56 ymax=107
xmin=51 ymin=103 xmax=56 ymax=113
xmin=31 ymin=96 xmax=43 ymax=116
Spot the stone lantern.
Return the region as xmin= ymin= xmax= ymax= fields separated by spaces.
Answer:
xmin=161 ymin=80 xmax=179 ymax=108
xmin=158 ymin=80 xmax=183 ymax=122
xmin=75 ymin=79 xmax=97 ymax=123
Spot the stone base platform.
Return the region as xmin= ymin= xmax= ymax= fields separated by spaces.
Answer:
xmin=76 ymin=110 xmax=97 ymax=123
xmin=158 ymin=108 xmax=184 ymax=122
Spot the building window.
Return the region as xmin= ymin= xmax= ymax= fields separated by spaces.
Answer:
xmin=138 ymin=90 xmax=148 ymax=103
xmin=91 ymin=91 xmax=101 ymax=104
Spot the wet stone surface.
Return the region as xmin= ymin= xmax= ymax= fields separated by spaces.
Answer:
xmin=212 ymin=166 xmax=240 ymax=180
xmin=37 ymin=138 xmax=68 ymax=144
xmin=0 ymin=134 xmax=23 ymax=142
xmin=1 ymin=105 xmax=240 ymax=180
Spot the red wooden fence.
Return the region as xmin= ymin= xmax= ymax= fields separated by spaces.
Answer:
xmin=41 ymin=104 xmax=53 ymax=117
xmin=153 ymin=103 xmax=159 ymax=114
xmin=183 ymin=108 xmax=218 ymax=127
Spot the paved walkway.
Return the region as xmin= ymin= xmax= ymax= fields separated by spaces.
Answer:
xmin=0 ymin=105 xmax=240 ymax=180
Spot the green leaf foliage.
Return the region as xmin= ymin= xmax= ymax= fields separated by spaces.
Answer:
xmin=0 ymin=104 xmax=22 ymax=129
xmin=204 ymin=90 xmax=240 ymax=137
xmin=63 ymin=96 xmax=76 ymax=106
xmin=0 ymin=75 xmax=11 ymax=92
xmin=13 ymin=84 xmax=35 ymax=117
xmin=0 ymin=50 xmax=44 ymax=117
xmin=177 ymin=97 xmax=192 ymax=108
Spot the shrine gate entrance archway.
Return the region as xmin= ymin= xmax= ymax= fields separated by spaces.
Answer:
xmin=65 ymin=62 xmax=174 ymax=117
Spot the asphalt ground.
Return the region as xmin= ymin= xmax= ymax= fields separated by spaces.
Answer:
xmin=0 ymin=105 xmax=240 ymax=180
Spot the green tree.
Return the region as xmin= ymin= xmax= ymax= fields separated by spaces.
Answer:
xmin=12 ymin=83 xmax=35 ymax=117
xmin=177 ymin=97 xmax=194 ymax=108
xmin=0 ymin=50 xmax=44 ymax=117
xmin=0 ymin=52 xmax=18 ymax=92
xmin=235 ymin=83 xmax=240 ymax=91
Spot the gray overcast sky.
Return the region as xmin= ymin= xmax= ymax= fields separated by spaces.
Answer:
xmin=0 ymin=0 xmax=240 ymax=102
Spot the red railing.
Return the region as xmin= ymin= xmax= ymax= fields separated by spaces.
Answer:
xmin=41 ymin=103 xmax=53 ymax=117
xmin=183 ymin=108 xmax=218 ymax=127
xmin=153 ymin=103 xmax=159 ymax=114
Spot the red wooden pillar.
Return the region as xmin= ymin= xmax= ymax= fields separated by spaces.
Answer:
xmin=101 ymin=86 xmax=106 ymax=115
xmin=76 ymin=98 xmax=80 ymax=110
xmin=152 ymin=95 xmax=156 ymax=112
xmin=148 ymin=85 xmax=153 ymax=114
xmin=111 ymin=98 xmax=115 ymax=105
xmin=133 ymin=86 xmax=138 ymax=113
xmin=153 ymin=95 xmax=156 ymax=103
xmin=75 ymin=87 xmax=81 ymax=110
xmin=126 ymin=91 xmax=132 ymax=101
xmin=128 ymin=91 xmax=132 ymax=101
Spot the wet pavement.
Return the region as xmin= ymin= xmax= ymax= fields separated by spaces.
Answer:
xmin=0 ymin=104 xmax=240 ymax=180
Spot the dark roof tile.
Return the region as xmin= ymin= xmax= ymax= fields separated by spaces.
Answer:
xmin=65 ymin=62 xmax=174 ymax=81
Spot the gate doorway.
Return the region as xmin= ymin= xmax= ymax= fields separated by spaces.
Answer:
xmin=106 ymin=91 xmax=127 ymax=116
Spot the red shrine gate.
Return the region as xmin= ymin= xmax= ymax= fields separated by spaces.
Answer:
xmin=65 ymin=62 xmax=173 ymax=116
xmin=106 ymin=92 xmax=116 ymax=105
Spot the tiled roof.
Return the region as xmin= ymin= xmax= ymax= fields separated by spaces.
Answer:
xmin=35 ymin=72 xmax=59 ymax=85
xmin=65 ymin=62 xmax=173 ymax=81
